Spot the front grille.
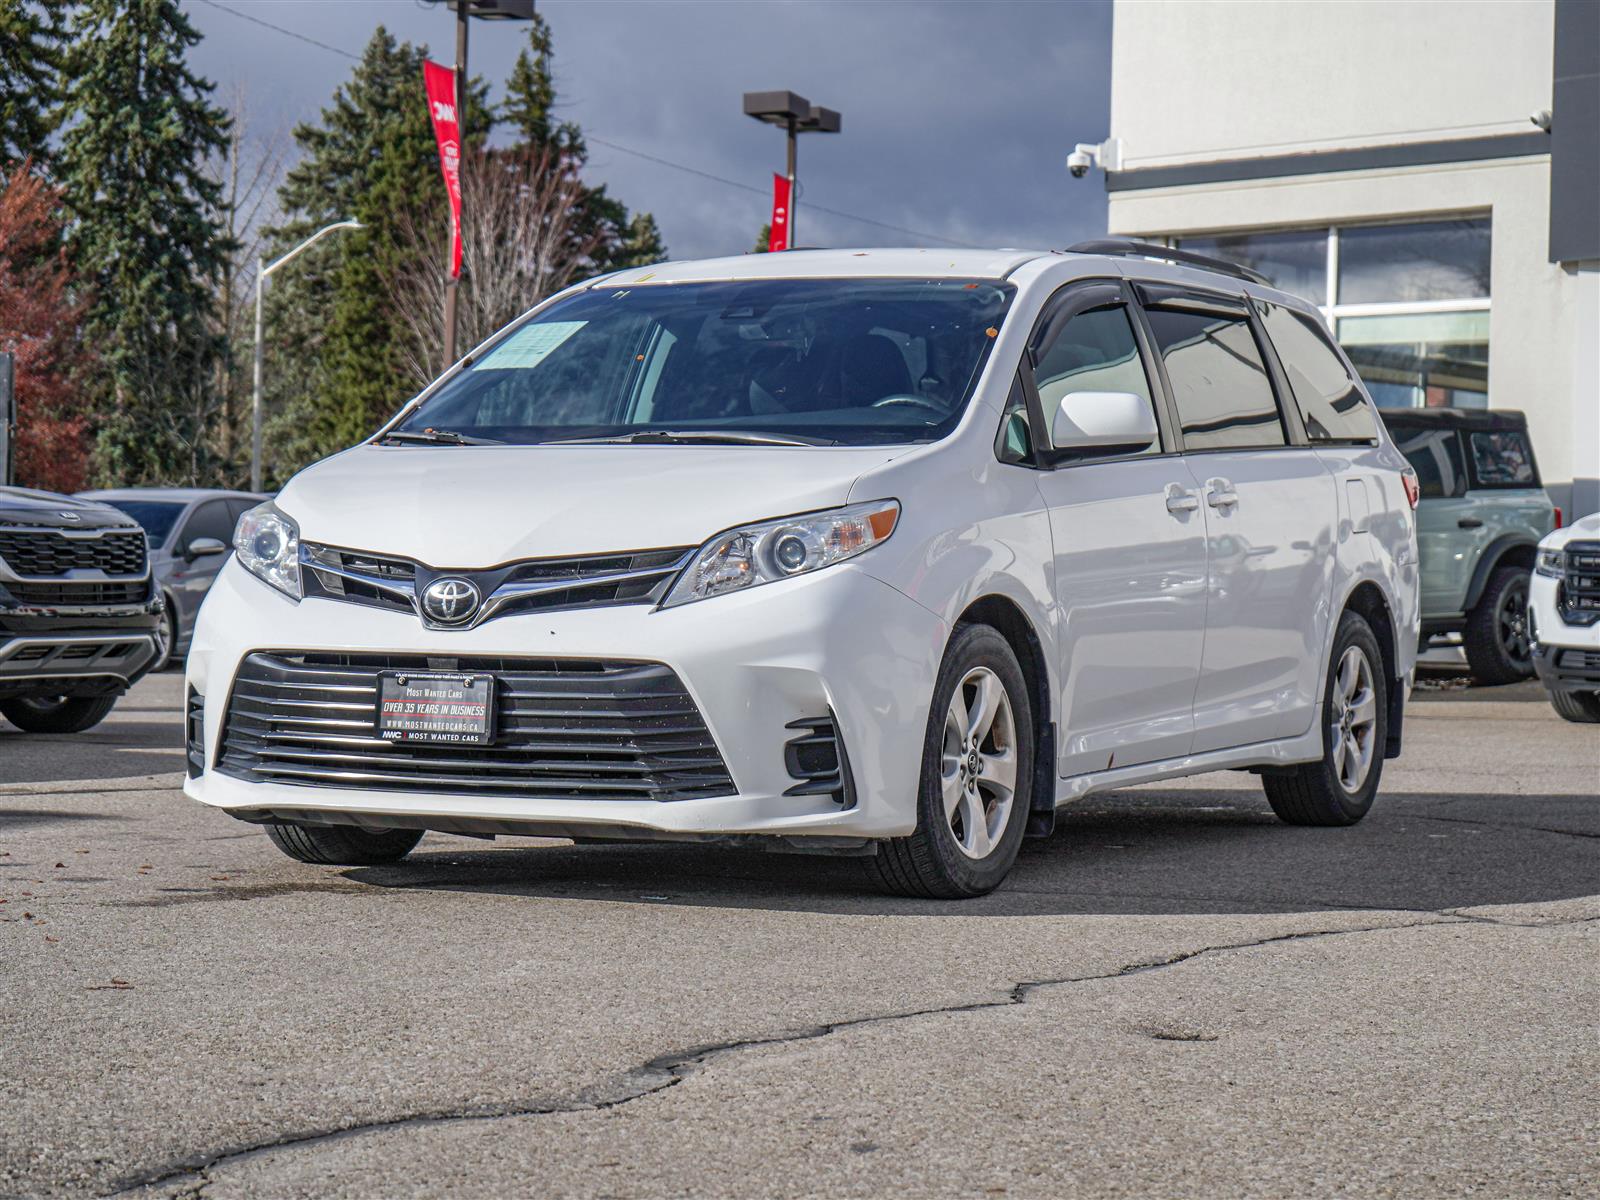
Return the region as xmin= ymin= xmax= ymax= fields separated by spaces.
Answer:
xmin=3 ymin=580 xmax=148 ymax=606
xmin=1559 ymin=542 xmax=1600 ymax=626
xmin=216 ymin=652 xmax=736 ymax=802
xmin=301 ymin=543 xmax=693 ymax=627
xmin=0 ymin=528 xmax=147 ymax=577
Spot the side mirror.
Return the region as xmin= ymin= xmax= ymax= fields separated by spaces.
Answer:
xmin=185 ymin=536 xmax=228 ymax=560
xmin=1049 ymin=391 xmax=1158 ymax=455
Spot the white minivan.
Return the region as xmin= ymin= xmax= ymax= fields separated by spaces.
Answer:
xmin=185 ymin=242 xmax=1420 ymax=898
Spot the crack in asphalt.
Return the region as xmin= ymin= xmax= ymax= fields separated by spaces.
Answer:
xmin=1407 ymin=811 xmax=1599 ymax=840
xmin=104 ymin=914 xmax=1513 ymax=1199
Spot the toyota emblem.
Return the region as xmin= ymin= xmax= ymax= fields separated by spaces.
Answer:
xmin=421 ymin=577 xmax=481 ymax=625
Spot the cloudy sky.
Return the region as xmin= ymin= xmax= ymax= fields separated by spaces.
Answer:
xmin=183 ymin=0 xmax=1113 ymax=261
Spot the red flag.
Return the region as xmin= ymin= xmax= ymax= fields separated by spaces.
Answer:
xmin=423 ymin=60 xmax=463 ymax=279
xmin=768 ymin=173 xmax=792 ymax=253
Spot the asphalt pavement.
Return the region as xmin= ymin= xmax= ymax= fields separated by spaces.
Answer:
xmin=1 ymin=670 xmax=1595 ymax=1199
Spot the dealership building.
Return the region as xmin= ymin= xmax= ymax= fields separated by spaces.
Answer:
xmin=1100 ymin=0 xmax=1599 ymax=517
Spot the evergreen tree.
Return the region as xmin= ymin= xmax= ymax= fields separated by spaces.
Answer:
xmin=499 ymin=14 xmax=664 ymax=279
xmin=56 ymin=0 xmax=232 ymax=486
xmin=265 ymin=27 xmax=490 ymax=473
xmin=0 ymin=0 xmax=66 ymax=168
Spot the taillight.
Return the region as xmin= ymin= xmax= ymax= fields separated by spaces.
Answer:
xmin=1401 ymin=471 xmax=1420 ymax=510
xmin=1553 ymin=506 xmax=1563 ymax=529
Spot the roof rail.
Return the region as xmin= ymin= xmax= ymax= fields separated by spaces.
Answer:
xmin=1064 ymin=238 xmax=1271 ymax=287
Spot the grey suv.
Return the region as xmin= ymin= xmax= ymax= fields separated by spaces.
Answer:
xmin=1380 ymin=409 xmax=1557 ymax=684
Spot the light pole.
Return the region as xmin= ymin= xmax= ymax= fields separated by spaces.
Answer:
xmin=742 ymin=91 xmax=841 ymax=248
xmin=440 ymin=0 xmax=535 ymax=365
xmin=252 ymin=220 xmax=363 ymax=491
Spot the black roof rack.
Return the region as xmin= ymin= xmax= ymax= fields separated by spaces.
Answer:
xmin=1064 ymin=238 xmax=1271 ymax=287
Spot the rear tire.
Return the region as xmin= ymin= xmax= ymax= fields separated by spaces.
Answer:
xmin=265 ymin=822 xmax=423 ymax=866
xmin=0 ymin=694 xmax=120 ymax=734
xmin=1463 ymin=565 xmax=1533 ymax=684
xmin=1263 ymin=611 xmax=1387 ymax=827
xmin=1548 ymin=689 xmax=1600 ymax=723
xmin=867 ymin=624 xmax=1034 ymax=899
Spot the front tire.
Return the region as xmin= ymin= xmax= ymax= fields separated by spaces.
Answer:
xmin=1548 ymin=689 xmax=1600 ymax=723
xmin=0 ymin=694 xmax=120 ymax=734
xmin=867 ymin=624 xmax=1034 ymax=899
xmin=1262 ymin=611 xmax=1387 ymax=826
xmin=151 ymin=601 xmax=177 ymax=672
xmin=265 ymin=821 xmax=424 ymax=866
xmin=1463 ymin=565 xmax=1533 ymax=684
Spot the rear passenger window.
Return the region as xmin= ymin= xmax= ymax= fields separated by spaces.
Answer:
xmin=1143 ymin=307 xmax=1286 ymax=450
xmin=1391 ymin=427 xmax=1467 ymax=498
xmin=1258 ymin=302 xmax=1378 ymax=443
xmin=1468 ymin=430 xmax=1537 ymax=487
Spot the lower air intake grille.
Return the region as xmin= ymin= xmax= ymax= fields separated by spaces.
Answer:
xmin=782 ymin=714 xmax=855 ymax=807
xmin=216 ymin=652 xmax=736 ymax=803
xmin=4 ymin=580 xmax=149 ymax=606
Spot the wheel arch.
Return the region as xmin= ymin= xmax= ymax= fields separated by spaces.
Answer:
xmin=1340 ymin=579 xmax=1405 ymax=760
xmin=952 ymin=593 xmax=1056 ymax=837
xmin=1464 ymin=535 xmax=1537 ymax=613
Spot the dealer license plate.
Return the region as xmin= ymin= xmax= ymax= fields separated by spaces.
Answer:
xmin=377 ymin=672 xmax=494 ymax=745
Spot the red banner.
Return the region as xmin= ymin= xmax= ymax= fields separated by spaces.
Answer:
xmin=768 ymin=173 xmax=792 ymax=253
xmin=423 ymin=60 xmax=463 ymax=279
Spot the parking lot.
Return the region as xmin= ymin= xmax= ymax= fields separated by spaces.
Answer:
xmin=1 ymin=670 xmax=1595 ymax=1199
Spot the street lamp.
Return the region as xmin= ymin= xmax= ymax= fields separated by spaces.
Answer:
xmin=439 ymin=0 xmax=536 ymax=365
xmin=252 ymin=220 xmax=363 ymax=491
xmin=742 ymin=90 xmax=841 ymax=248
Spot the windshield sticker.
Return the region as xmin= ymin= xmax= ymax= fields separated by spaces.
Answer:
xmin=478 ymin=321 xmax=585 ymax=369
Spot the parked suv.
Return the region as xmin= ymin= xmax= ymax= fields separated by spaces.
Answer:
xmin=79 ymin=488 xmax=269 ymax=670
xmin=185 ymin=241 xmax=1419 ymax=898
xmin=1380 ymin=408 xmax=1557 ymax=684
xmin=0 ymin=486 xmax=161 ymax=733
xmin=1529 ymin=513 xmax=1600 ymax=722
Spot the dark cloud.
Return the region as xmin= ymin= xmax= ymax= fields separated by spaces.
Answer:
xmin=185 ymin=0 xmax=1111 ymax=259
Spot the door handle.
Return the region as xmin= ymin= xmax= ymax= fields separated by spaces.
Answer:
xmin=1164 ymin=483 xmax=1199 ymax=514
xmin=1205 ymin=477 xmax=1239 ymax=509
xmin=1457 ymin=517 xmax=1484 ymax=529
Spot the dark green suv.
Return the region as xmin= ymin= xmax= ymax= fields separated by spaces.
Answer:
xmin=1381 ymin=409 xmax=1558 ymax=684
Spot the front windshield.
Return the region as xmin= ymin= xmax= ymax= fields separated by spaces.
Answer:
xmin=101 ymin=500 xmax=185 ymax=547
xmin=393 ymin=278 xmax=1014 ymax=447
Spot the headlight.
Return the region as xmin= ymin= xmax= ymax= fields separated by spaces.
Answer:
xmin=233 ymin=502 xmax=302 ymax=599
xmin=662 ymin=500 xmax=899 ymax=608
xmin=1536 ymin=547 xmax=1565 ymax=578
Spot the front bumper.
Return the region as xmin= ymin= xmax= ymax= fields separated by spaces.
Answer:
xmin=184 ymin=558 xmax=948 ymax=841
xmin=1529 ymin=571 xmax=1600 ymax=694
xmin=0 ymin=592 xmax=162 ymax=697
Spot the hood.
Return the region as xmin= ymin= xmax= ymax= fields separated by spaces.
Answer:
xmin=278 ymin=443 xmax=907 ymax=566
xmin=1543 ymin=511 xmax=1600 ymax=549
xmin=0 ymin=486 xmax=138 ymax=531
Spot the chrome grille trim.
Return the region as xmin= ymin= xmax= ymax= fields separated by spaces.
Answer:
xmin=216 ymin=652 xmax=736 ymax=802
xmin=300 ymin=543 xmax=694 ymax=628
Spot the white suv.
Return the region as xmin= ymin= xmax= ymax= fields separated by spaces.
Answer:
xmin=1530 ymin=513 xmax=1600 ymax=722
xmin=185 ymin=242 xmax=1420 ymax=898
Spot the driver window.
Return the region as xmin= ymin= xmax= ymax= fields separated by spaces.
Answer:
xmin=1031 ymin=306 xmax=1157 ymax=456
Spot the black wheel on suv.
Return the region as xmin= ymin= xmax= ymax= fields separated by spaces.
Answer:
xmin=1548 ymin=690 xmax=1600 ymax=724
xmin=1463 ymin=565 xmax=1533 ymax=685
xmin=265 ymin=821 xmax=424 ymax=866
xmin=0 ymin=694 xmax=121 ymax=734
xmin=866 ymin=624 xmax=1034 ymax=899
xmin=1262 ymin=611 xmax=1387 ymax=826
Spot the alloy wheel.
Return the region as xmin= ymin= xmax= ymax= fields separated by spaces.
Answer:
xmin=1496 ymin=580 xmax=1531 ymax=667
xmin=1329 ymin=645 xmax=1378 ymax=793
xmin=940 ymin=666 xmax=1018 ymax=859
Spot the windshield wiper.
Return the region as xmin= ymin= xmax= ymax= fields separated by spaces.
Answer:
xmin=377 ymin=429 xmax=504 ymax=447
xmin=544 ymin=430 xmax=835 ymax=448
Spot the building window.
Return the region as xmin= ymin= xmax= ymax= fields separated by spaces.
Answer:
xmin=1177 ymin=216 xmax=1492 ymax=409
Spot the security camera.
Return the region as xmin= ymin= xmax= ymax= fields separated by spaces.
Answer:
xmin=1068 ymin=149 xmax=1093 ymax=178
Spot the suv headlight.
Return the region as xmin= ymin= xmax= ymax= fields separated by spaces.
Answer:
xmin=1536 ymin=547 xmax=1565 ymax=578
xmin=662 ymin=500 xmax=899 ymax=608
xmin=234 ymin=502 xmax=302 ymax=599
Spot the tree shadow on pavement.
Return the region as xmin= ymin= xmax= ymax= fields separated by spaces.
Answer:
xmin=344 ymin=788 xmax=1599 ymax=918
xmin=0 ymin=721 xmax=186 ymax=783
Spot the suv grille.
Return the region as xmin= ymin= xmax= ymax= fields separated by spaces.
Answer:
xmin=0 ymin=529 xmax=147 ymax=577
xmin=1559 ymin=541 xmax=1600 ymax=626
xmin=302 ymin=544 xmax=693 ymax=627
xmin=3 ymin=580 xmax=149 ymax=606
xmin=216 ymin=652 xmax=736 ymax=803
